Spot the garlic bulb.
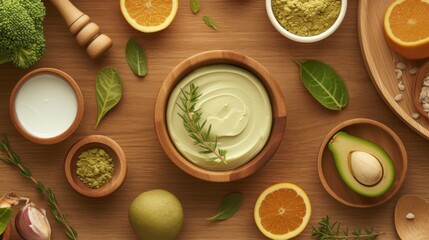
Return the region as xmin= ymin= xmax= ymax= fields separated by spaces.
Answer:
xmin=15 ymin=203 xmax=51 ymax=240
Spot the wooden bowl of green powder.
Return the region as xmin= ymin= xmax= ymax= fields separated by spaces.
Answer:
xmin=64 ymin=135 xmax=127 ymax=198
xmin=266 ymin=0 xmax=347 ymax=43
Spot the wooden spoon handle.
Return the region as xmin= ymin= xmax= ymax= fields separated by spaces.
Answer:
xmin=49 ymin=0 xmax=113 ymax=59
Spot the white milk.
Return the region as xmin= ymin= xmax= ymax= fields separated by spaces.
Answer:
xmin=15 ymin=73 xmax=78 ymax=138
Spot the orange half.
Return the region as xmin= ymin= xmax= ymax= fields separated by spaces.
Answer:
xmin=384 ymin=0 xmax=429 ymax=59
xmin=254 ymin=183 xmax=312 ymax=239
xmin=120 ymin=0 xmax=178 ymax=33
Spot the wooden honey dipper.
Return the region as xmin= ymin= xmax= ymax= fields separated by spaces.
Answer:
xmin=50 ymin=0 xmax=113 ymax=59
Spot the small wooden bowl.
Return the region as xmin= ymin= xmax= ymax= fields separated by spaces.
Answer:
xmin=9 ymin=68 xmax=84 ymax=144
xmin=413 ymin=62 xmax=429 ymax=120
xmin=317 ymin=118 xmax=407 ymax=208
xmin=64 ymin=135 xmax=127 ymax=198
xmin=0 ymin=222 xmax=11 ymax=240
xmin=154 ymin=50 xmax=287 ymax=182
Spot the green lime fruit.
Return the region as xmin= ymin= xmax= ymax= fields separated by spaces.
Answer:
xmin=129 ymin=189 xmax=184 ymax=240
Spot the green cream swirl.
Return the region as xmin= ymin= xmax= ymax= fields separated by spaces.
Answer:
xmin=167 ymin=64 xmax=272 ymax=171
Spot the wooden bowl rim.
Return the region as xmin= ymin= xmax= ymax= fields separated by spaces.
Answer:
xmin=9 ymin=68 xmax=84 ymax=145
xmin=317 ymin=118 xmax=408 ymax=208
xmin=412 ymin=62 xmax=429 ymax=121
xmin=64 ymin=135 xmax=127 ymax=198
xmin=154 ymin=50 xmax=287 ymax=182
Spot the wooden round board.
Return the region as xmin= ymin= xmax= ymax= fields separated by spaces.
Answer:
xmin=358 ymin=0 xmax=429 ymax=139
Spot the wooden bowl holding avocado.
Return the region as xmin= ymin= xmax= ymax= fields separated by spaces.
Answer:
xmin=317 ymin=118 xmax=407 ymax=208
xmin=154 ymin=50 xmax=287 ymax=182
xmin=64 ymin=135 xmax=127 ymax=198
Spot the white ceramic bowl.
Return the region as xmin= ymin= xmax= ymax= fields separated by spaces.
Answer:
xmin=266 ymin=0 xmax=347 ymax=43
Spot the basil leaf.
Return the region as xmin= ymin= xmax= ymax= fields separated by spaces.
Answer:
xmin=296 ymin=60 xmax=349 ymax=110
xmin=125 ymin=38 xmax=147 ymax=77
xmin=96 ymin=67 xmax=123 ymax=127
xmin=0 ymin=208 xmax=12 ymax=235
xmin=203 ymin=16 xmax=217 ymax=30
xmin=190 ymin=0 xmax=200 ymax=14
xmin=208 ymin=192 xmax=243 ymax=221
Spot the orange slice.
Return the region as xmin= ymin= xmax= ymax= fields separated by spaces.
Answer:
xmin=384 ymin=0 xmax=429 ymax=59
xmin=254 ymin=183 xmax=311 ymax=240
xmin=120 ymin=0 xmax=178 ymax=33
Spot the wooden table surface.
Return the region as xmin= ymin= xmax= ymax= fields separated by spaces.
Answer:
xmin=1 ymin=1 xmax=428 ymax=239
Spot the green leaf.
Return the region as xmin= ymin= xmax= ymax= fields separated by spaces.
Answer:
xmin=296 ymin=60 xmax=349 ymax=110
xmin=125 ymin=38 xmax=147 ymax=77
xmin=0 ymin=208 xmax=12 ymax=235
xmin=190 ymin=0 xmax=200 ymax=13
xmin=203 ymin=16 xmax=217 ymax=30
xmin=208 ymin=192 xmax=243 ymax=221
xmin=95 ymin=67 xmax=123 ymax=127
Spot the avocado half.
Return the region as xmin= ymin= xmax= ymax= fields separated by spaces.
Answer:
xmin=328 ymin=131 xmax=396 ymax=198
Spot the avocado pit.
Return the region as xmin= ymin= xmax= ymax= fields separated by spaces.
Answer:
xmin=349 ymin=151 xmax=383 ymax=187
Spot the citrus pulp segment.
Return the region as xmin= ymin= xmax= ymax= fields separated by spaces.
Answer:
xmin=120 ymin=0 xmax=179 ymax=33
xmin=254 ymin=183 xmax=311 ymax=239
xmin=384 ymin=0 xmax=429 ymax=59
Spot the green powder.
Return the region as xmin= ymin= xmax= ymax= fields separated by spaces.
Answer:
xmin=272 ymin=0 xmax=341 ymax=37
xmin=76 ymin=148 xmax=114 ymax=189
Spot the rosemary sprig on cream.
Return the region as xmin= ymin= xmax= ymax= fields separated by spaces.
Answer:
xmin=177 ymin=83 xmax=227 ymax=164
xmin=0 ymin=136 xmax=78 ymax=240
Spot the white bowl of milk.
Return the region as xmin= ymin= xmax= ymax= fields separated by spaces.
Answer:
xmin=10 ymin=68 xmax=84 ymax=144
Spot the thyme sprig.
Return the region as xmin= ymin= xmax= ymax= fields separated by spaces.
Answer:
xmin=312 ymin=215 xmax=384 ymax=240
xmin=0 ymin=136 xmax=78 ymax=240
xmin=177 ymin=83 xmax=227 ymax=163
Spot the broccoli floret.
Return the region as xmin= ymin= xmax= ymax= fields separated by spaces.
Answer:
xmin=20 ymin=0 xmax=45 ymax=26
xmin=0 ymin=0 xmax=46 ymax=69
